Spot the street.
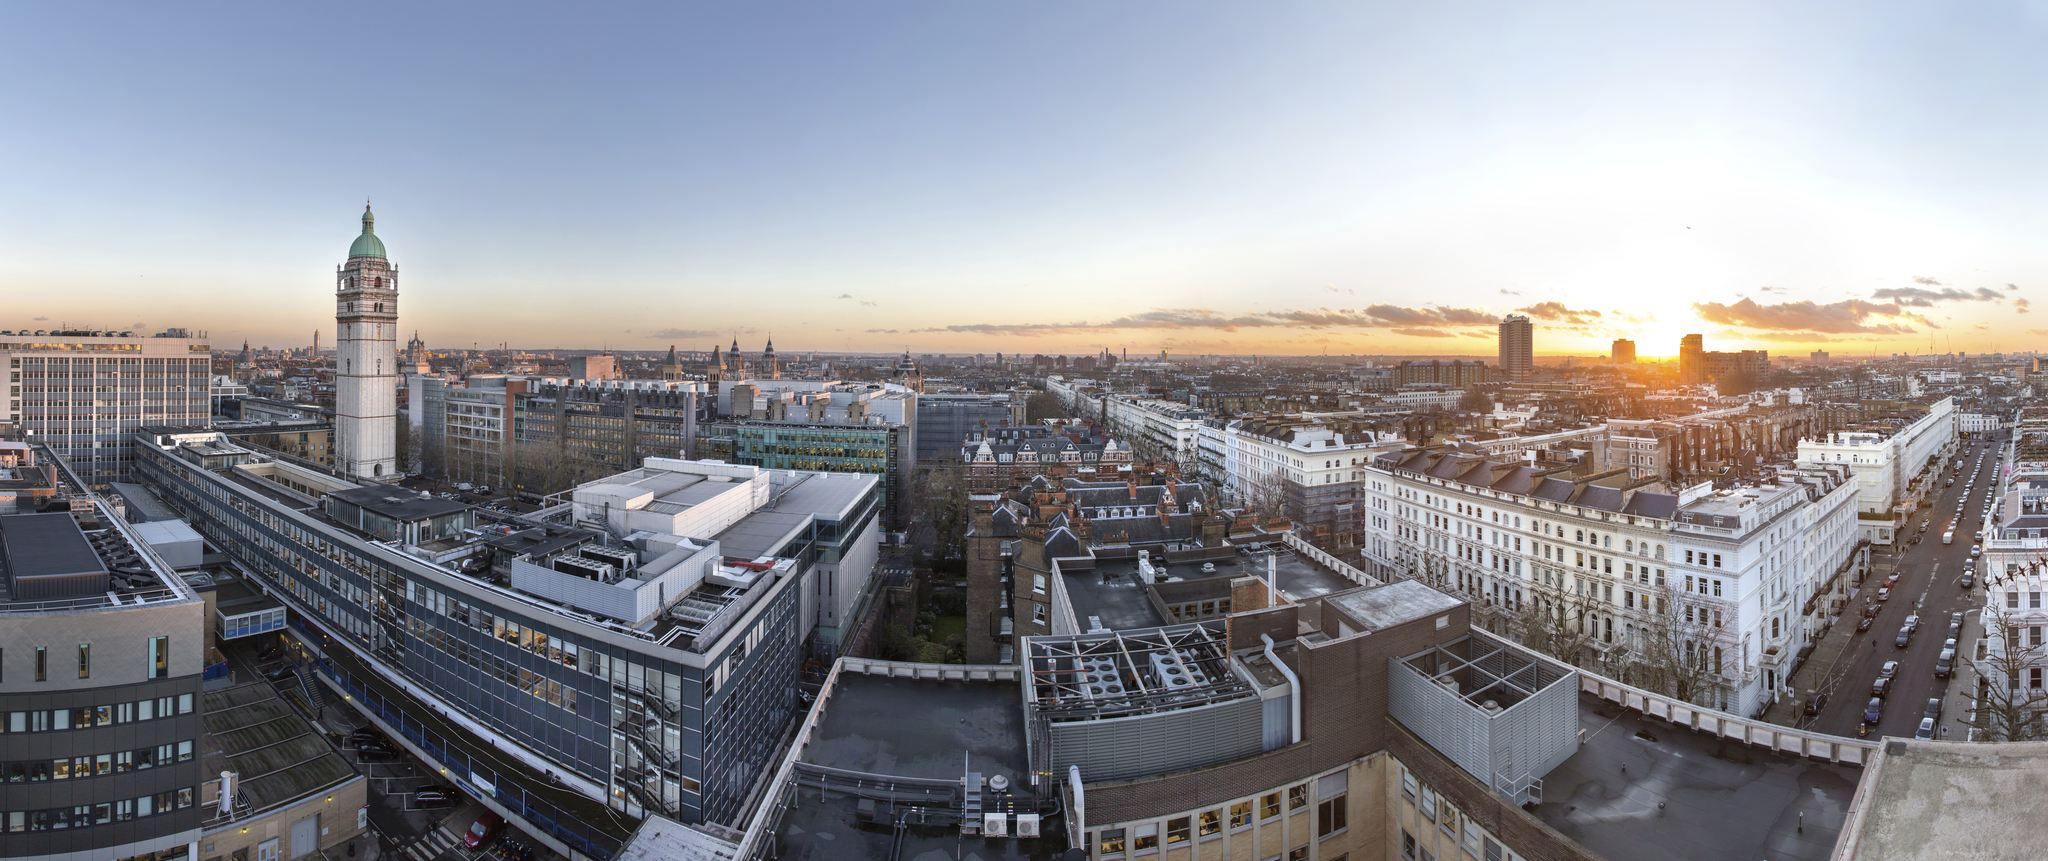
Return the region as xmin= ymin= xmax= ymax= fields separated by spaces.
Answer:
xmin=1798 ymin=439 xmax=1999 ymax=738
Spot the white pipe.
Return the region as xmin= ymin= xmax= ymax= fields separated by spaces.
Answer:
xmin=1262 ymin=633 xmax=1301 ymax=745
xmin=1068 ymin=765 xmax=1086 ymax=833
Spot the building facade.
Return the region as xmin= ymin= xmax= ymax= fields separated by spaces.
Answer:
xmin=0 ymin=501 xmax=208 ymax=861
xmin=0 ymin=331 xmax=211 ymax=487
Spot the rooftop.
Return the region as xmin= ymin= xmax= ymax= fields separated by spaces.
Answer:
xmin=1531 ymin=693 xmax=1861 ymax=861
xmin=1025 ymin=621 xmax=1251 ymax=721
xmin=1834 ymin=739 xmax=2048 ymax=861
xmin=1328 ymin=579 xmax=1465 ymax=631
xmin=201 ymin=682 xmax=357 ymax=815
xmin=802 ymin=672 xmax=1028 ymax=780
xmin=327 ymin=484 xmax=472 ymax=522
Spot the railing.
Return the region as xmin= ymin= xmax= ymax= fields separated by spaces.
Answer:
xmin=314 ymin=661 xmax=625 ymax=860
xmin=1577 ymin=673 xmax=1878 ymax=766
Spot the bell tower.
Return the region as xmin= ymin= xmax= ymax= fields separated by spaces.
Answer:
xmin=335 ymin=205 xmax=400 ymax=481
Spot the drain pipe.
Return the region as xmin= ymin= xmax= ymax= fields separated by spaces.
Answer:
xmin=1069 ymin=766 xmax=1086 ymax=840
xmin=1262 ymin=633 xmax=1301 ymax=745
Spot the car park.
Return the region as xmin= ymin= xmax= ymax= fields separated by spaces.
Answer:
xmin=1864 ymin=698 xmax=1884 ymax=723
xmin=463 ymin=811 xmax=504 ymax=849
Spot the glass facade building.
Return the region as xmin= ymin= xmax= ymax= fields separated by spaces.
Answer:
xmin=135 ymin=432 xmax=812 ymax=857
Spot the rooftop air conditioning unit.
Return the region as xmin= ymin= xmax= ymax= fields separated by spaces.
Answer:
xmin=1015 ymin=813 xmax=1041 ymax=838
xmin=982 ymin=813 xmax=1008 ymax=837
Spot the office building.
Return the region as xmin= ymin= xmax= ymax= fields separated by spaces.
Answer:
xmin=696 ymin=421 xmax=909 ymax=530
xmin=1611 ymin=338 xmax=1636 ymax=364
xmin=0 ymin=329 xmax=212 ymax=488
xmin=0 ymin=499 xmax=208 ymax=860
xmin=1393 ymin=360 xmax=1491 ymax=388
xmin=333 ymin=206 xmax=400 ymax=481
xmin=520 ymin=380 xmax=704 ymax=492
xmin=136 ymin=433 xmax=877 ymax=853
xmin=1497 ymin=314 xmax=1533 ymax=381
xmin=914 ymin=393 xmax=1019 ymax=463
xmin=569 ymin=354 xmax=620 ymax=382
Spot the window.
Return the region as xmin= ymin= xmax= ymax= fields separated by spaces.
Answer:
xmin=1419 ymin=785 xmax=1437 ymax=820
xmin=1402 ymin=829 xmax=1418 ymax=860
xmin=77 ymin=645 xmax=89 ymax=679
xmin=1198 ymin=809 xmax=1221 ymax=837
xmin=2009 ymin=592 xmax=2021 ymax=610
xmin=147 ymin=637 xmax=169 ymax=680
xmin=1230 ymin=801 xmax=1252 ymax=829
xmin=1289 ymin=784 xmax=1309 ymax=811
xmin=1100 ymin=829 xmax=1125 ymax=855
xmin=1133 ymin=823 xmax=1158 ymax=851
xmin=1167 ymin=817 xmax=1190 ymax=844
xmin=1032 ymin=605 xmax=1047 ymax=625
xmin=1032 ymin=574 xmax=1046 ymax=594
xmin=1261 ymin=792 xmax=1282 ymax=820
xmin=1317 ymin=772 xmax=1348 ymax=837
xmin=1400 ymin=769 xmax=1417 ymax=799
xmin=33 ymin=648 xmax=44 ymax=683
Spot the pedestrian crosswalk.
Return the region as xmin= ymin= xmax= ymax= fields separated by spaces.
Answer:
xmin=402 ymin=825 xmax=461 ymax=861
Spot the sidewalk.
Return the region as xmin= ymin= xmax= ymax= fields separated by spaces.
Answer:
xmin=1937 ymin=601 xmax=1986 ymax=741
xmin=1762 ymin=553 xmax=1896 ymax=727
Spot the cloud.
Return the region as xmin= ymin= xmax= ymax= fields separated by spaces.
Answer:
xmin=835 ymin=293 xmax=854 ymax=299
xmin=1871 ymin=285 xmax=2002 ymax=306
xmin=1516 ymin=301 xmax=1603 ymax=324
xmin=2031 ymin=329 xmax=2048 ymax=336
xmin=2008 ymin=283 xmax=2022 ymax=291
xmin=1324 ymin=284 xmax=1339 ymax=293
xmin=647 ymin=328 xmax=718 ymax=339
xmin=1712 ymin=329 xmax=1835 ymax=343
xmin=1912 ymin=275 xmax=1943 ymax=286
xmin=1757 ymin=286 xmax=1777 ymax=292
xmin=860 ymin=301 xmax=878 ymax=307
xmin=2018 ymin=298 xmax=2032 ymax=314
xmin=1499 ymin=289 xmax=1521 ymax=296
xmin=867 ymin=328 xmax=900 ymax=334
xmin=899 ymin=305 xmax=1495 ymax=337
xmin=1391 ymin=328 xmax=1456 ymax=338
xmin=1691 ymin=297 xmax=1923 ymax=334
xmin=32 ymin=316 xmax=47 ymax=321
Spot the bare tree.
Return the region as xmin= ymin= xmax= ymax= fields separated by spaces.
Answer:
xmin=1620 ymin=581 xmax=1726 ymax=707
xmin=1967 ymin=608 xmax=2048 ymax=741
xmin=1512 ymin=580 xmax=1602 ymax=669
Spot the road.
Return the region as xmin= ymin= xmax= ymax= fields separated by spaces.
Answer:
xmin=1801 ymin=439 xmax=2001 ymax=739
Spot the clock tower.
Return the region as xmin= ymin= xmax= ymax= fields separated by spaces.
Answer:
xmin=335 ymin=205 xmax=400 ymax=481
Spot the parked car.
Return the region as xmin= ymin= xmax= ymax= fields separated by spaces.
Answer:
xmin=1924 ymin=698 xmax=1943 ymax=724
xmin=1950 ymin=613 xmax=1965 ymax=637
xmin=1871 ymin=677 xmax=1891 ymax=698
xmin=349 ymin=727 xmax=383 ymax=744
xmin=463 ymin=811 xmax=504 ymax=849
xmin=1905 ymin=615 xmax=1920 ymax=633
xmin=1961 ymin=572 xmax=1976 ymax=588
xmin=355 ymin=739 xmax=396 ymax=755
xmin=355 ymin=746 xmax=399 ymax=762
xmin=1916 ymin=718 xmax=1937 ymax=740
xmin=1935 ymin=649 xmax=1955 ymax=678
xmin=264 ymin=664 xmax=296 ymax=682
xmin=1878 ymin=588 xmax=1892 ymax=602
xmin=1858 ymin=616 xmax=1874 ymax=632
xmin=1864 ymin=698 xmax=1884 ymax=723
xmin=1882 ymin=660 xmax=1899 ymax=677
xmin=1896 ymin=627 xmax=1914 ymax=648
xmin=1865 ymin=602 xmax=1881 ymax=618
xmin=413 ymin=789 xmax=456 ymax=808
xmin=1971 ymin=546 xmax=1982 ymax=558
xmin=1805 ymin=692 xmax=1829 ymax=715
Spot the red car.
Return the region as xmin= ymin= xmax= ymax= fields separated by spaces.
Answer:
xmin=462 ymin=811 xmax=503 ymax=849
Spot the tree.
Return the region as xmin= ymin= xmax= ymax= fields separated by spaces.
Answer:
xmin=1025 ymin=391 xmax=1066 ymax=423
xmin=394 ymin=411 xmax=414 ymax=475
xmin=1511 ymin=585 xmax=1602 ymax=669
xmin=1458 ymin=388 xmax=1493 ymax=413
xmin=1967 ymin=608 xmax=2048 ymax=741
xmin=911 ymin=467 xmax=970 ymax=568
xmin=1619 ymin=581 xmax=1726 ymax=706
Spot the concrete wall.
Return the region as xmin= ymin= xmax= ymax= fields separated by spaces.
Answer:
xmin=1048 ymin=696 xmax=1266 ymax=782
xmin=199 ymin=775 xmax=367 ymax=861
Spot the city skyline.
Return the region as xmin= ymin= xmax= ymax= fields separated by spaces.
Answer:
xmin=4 ymin=4 xmax=2046 ymax=356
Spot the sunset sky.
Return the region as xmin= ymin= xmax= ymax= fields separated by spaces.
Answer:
xmin=3 ymin=3 xmax=2046 ymax=357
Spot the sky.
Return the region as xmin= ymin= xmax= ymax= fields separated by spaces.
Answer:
xmin=4 ymin=3 xmax=2048 ymax=358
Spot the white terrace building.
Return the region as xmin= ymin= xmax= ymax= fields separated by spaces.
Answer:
xmin=1795 ymin=395 xmax=1957 ymax=545
xmin=1363 ymin=448 xmax=1858 ymax=716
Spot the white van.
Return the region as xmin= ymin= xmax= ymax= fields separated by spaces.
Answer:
xmin=456 ymin=482 xmax=474 ymax=492
xmin=1942 ymin=531 xmax=1955 ymax=545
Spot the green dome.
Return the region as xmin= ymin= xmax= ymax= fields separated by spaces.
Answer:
xmin=349 ymin=205 xmax=387 ymax=259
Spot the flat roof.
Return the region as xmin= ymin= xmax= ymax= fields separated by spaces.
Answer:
xmin=1530 ymin=693 xmax=1861 ymax=861
xmin=713 ymin=511 xmax=811 ymax=561
xmin=1326 ymin=580 xmax=1463 ymax=631
xmin=109 ymin=482 xmax=181 ymax=521
xmin=1061 ymin=563 xmax=1165 ymax=632
xmin=1835 ymin=739 xmax=2048 ymax=860
xmin=328 ymin=485 xmax=472 ymax=521
xmin=768 ymin=471 xmax=875 ymax=518
xmin=801 ymin=673 xmax=1028 ymax=781
xmin=0 ymin=512 xmax=106 ymax=579
xmin=201 ymin=682 xmax=356 ymax=811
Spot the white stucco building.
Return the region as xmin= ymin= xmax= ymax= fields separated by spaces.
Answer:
xmin=1794 ymin=395 xmax=1956 ymax=544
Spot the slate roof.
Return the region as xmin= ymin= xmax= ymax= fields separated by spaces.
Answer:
xmin=1375 ymin=447 xmax=1676 ymax=516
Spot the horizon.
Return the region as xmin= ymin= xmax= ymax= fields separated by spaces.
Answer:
xmin=5 ymin=3 xmax=2045 ymax=356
